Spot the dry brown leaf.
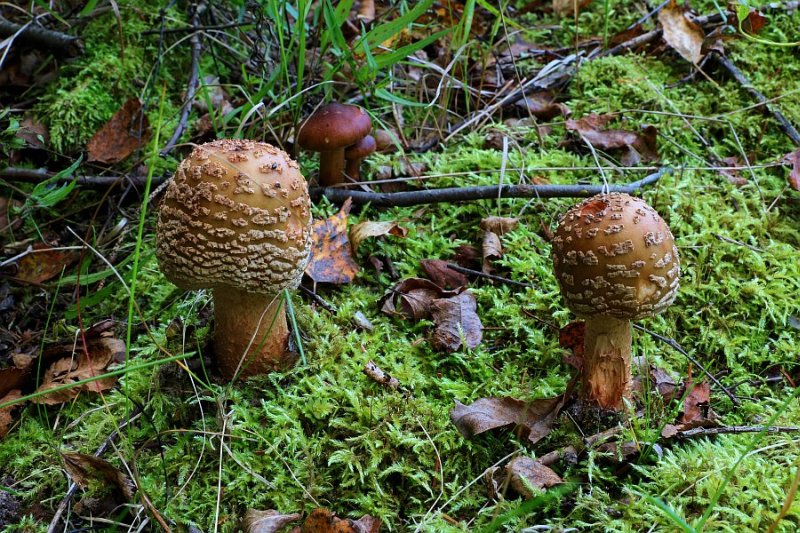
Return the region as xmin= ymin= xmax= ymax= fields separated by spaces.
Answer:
xmin=0 ymin=197 xmax=22 ymax=233
xmin=513 ymin=92 xmax=570 ymax=120
xmin=87 ymin=98 xmax=151 ymax=164
xmin=349 ymin=220 xmax=407 ymax=253
xmin=33 ymin=334 xmax=125 ymax=404
xmin=566 ymin=114 xmax=658 ymax=164
xmin=480 ymin=217 xmax=519 ymax=235
xmin=450 ymin=386 xmax=572 ymax=444
xmin=680 ymin=378 xmax=711 ymax=424
xmin=430 ymin=291 xmax=483 ymax=352
xmin=480 ymin=217 xmax=519 ymax=273
xmin=61 ymin=451 xmax=135 ymax=500
xmin=0 ymin=390 xmax=22 ymax=439
xmin=782 ymin=149 xmax=800 ymax=191
xmin=420 ymin=259 xmax=468 ymax=289
xmin=506 ymin=456 xmax=563 ymax=498
xmin=739 ymin=9 xmax=767 ymax=35
xmin=658 ymin=0 xmax=704 ymax=65
xmin=552 ymin=0 xmax=592 ymax=16
xmin=379 ymin=278 xmax=452 ymax=320
xmin=0 ymin=353 xmax=34 ymax=398
xmin=300 ymin=508 xmax=381 ymax=533
xmin=244 ymin=509 xmax=302 ymax=533
xmin=306 ymin=198 xmax=360 ymax=284
xmin=11 ymin=243 xmax=77 ymax=284
xmin=559 ymin=321 xmax=584 ymax=370
xmin=718 ymin=156 xmax=748 ymax=186
xmin=16 ymin=117 xmax=48 ymax=149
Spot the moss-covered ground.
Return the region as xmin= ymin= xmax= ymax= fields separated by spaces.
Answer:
xmin=1 ymin=1 xmax=800 ymax=531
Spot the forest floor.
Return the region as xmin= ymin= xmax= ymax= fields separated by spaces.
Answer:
xmin=1 ymin=0 xmax=800 ymax=531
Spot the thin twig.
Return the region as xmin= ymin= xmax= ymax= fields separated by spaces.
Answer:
xmin=141 ymin=22 xmax=251 ymax=35
xmin=363 ymin=360 xmax=401 ymax=391
xmin=0 ymin=167 xmax=168 ymax=189
xmin=445 ymin=263 xmax=536 ymax=289
xmin=311 ymin=169 xmax=666 ymax=207
xmin=298 ymin=284 xmax=338 ymax=313
xmin=160 ymin=4 xmax=203 ymax=156
xmin=634 ymin=324 xmax=741 ymax=406
xmin=675 ymin=425 xmax=800 ymax=439
xmin=711 ymin=51 xmax=800 ymax=146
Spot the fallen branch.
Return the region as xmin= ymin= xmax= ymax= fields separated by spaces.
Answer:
xmin=0 ymin=167 xmax=168 ymax=189
xmin=0 ymin=16 xmax=83 ymax=57
xmin=363 ymin=360 xmax=401 ymax=391
xmin=675 ymin=425 xmax=800 ymax=439
xmin=711 ymin=51 xmax=800 ymax=146
xmin=160 ymin=4 xmax=203 ymax=156
xmin=633 ymin=324 xmax=741 ymax=406
xmin=311 ymin=169 xmax=666 ymax=207
xmin=445 ymin=263 xmax=536 ymax=290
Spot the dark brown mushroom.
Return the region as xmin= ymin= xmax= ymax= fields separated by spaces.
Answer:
xmin=156 ymin=139 xmax=313 ymax=380
xmin=551 ymin=192 xmax=680 ymax=410
xmin=297 ymin=103 xmax=372 ymax=186
xmin=344 ymin=134 xmax=376 ymax=181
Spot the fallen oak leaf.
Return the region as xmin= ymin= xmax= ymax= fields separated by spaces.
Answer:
xmin=306 ymin=198 xmax=360 ymax=284
xmin=658 ymin=0 xmax=704 ymax=65
xmin=430 ymin=291 xmax=483 ymax=352
xmin=243 ymin=509 xmax=302 ymax=533
xmin=87 ymin=98 xmax=151 ymax=164
xmin=349 ymin=220 xmax=407 ymax=253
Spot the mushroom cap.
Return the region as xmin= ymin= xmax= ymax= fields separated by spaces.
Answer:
xmin=297 ymin=103 xmax=372 ymax=151
xmin=156 ymin=139 xmax=312 ymax=295
xmin=551 ymin=192 xmax=679 ymax=320
xmin=345 ymin=134 xmax=376 ymax=159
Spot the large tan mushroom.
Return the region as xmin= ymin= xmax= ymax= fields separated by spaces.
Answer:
xmin=156 ymin=139 xmax=312 ymax=379
xmin=551 ymin=192 xmax=680 ymax=410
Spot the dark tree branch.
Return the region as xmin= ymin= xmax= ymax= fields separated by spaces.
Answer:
xmin=0 ymin=16 xmax=83 ymax=57
xmin=711 ymin=51 xmax=800 ymax=146
xmin=634 ymin=324 xmax=741 ymax=406
xmin=311 ymin=170 xmax=666 ymax=207
xmin=674 ymin=425 xmax=800 ymax=439
xmin=160 ymin=4 xmax=203 ymax=156
xmin=0 ymin=167 xmax=168 ymax=189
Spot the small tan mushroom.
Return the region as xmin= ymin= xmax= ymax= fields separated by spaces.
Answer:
xmin=156 ymin=139 xmax=312 ymax=379
xmin=551 ymin=192 xmax=680 ymax=410
xmin=297 ymin=103 xmax=372 ymax=187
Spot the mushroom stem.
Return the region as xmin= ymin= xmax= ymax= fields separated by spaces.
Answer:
xmin=581 ymin=316 xmax=632 ymax=411
xmin=212 ymin=288 xmax=295 ymax=379
xmin=318 ymin=149 xmax=346 ymax=187
xmin=344 ymin=157 xmax=363 ymax=181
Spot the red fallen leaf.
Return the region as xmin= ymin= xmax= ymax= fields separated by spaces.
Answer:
xmin=244 ymin=509 xmax=302 ymax=533
xmin=559 ymin=321 xmax=585 ymax=370
xmin=349 ymin=220 xmax=407 ymax=253
xmin=306 ymin=198 xmax=360 ymax=284
xmin=420 ymin=259 xmax=468 ymax=289
xmin=379 ymin=278 xmax=459 ymax=321
xmin=782 ymin=149 xmax=800 ymax=191
xmin=450 ymin=383 xmax=574 ymax=444
xmin=299 ymin=508 xmax=381 ymax=533
xmin=566 ymin=114 xmax=658 ymax=165
xmin=0 ymin=390 xmax=23 ymax=439
xmin=680 ymin=378 xmax=710 ymax=424
xmin=430 ymin=291 xmax=483 ymax=352
xmin=658 ymin=0 xmax=704 ymax=65
xmin=740 ymin=9 xmax=767 ymax=35
xmin=87 ymin=98 xmax=151 ymax=164
xmin=33 ymin=334 xmax=126 ymax=404
xmin=506 ymin=456 xmax=563 ymax=497
xmin=11 ymin=243 xmax=78 ymax=284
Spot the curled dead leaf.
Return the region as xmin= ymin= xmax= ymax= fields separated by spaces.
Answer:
xmin=300 ymin=508 xmax=381 ymax=533
xmin=243 ymin=509 xmax=302 ymax=533
xmin=60 ymin=451 xmax=135 ymax=501
xmin=658 ymin=0 xmax=704 ymax=65
xmin=349 ymin=220 xmax=407 ymax=253
xmin=420 ymin=259 xmax=468 ymax=289
xmin=0 ymin=390 xmax=22 ymax=439
xmin=306 ymin=198 xmax=360 ymax=284
xmin=379 ymin=278 xmax=458 ymax=321
xmin=566 ymin=114 xmax=658 ymax=165
xmin=10 ymin=243 xmax=78 ymax=284
xmin=33 ymin=334 xmax=126 ymax=404
xmin=87 ymin=98 xmax=151 ymax=164
xmin=505 ymin=456 xmax=563 ymax=498
xmin=450 ymin=384 xmax=573 ymax=444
